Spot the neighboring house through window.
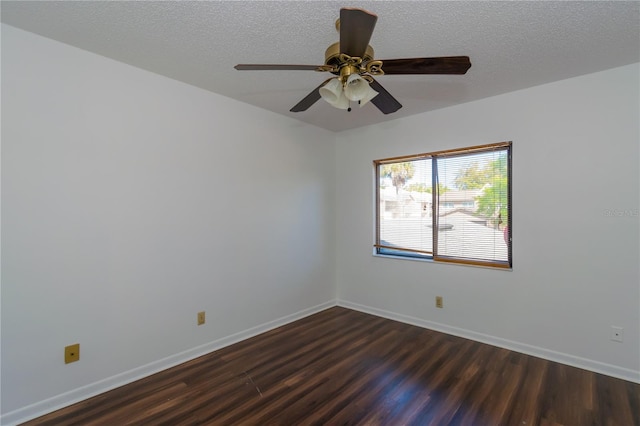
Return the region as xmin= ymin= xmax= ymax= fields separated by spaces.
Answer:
xmin=375 ymin=142 xmax=512 ymax=269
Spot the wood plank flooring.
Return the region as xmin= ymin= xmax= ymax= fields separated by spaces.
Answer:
xmin=22 ymin=307 xmax=640 ymax=425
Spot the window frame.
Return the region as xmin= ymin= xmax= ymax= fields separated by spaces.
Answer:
xmin=374 ymin=142 xmax=512 ymax=269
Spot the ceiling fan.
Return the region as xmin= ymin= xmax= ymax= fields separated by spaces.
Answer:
xmin=235 ymin=7 xmax=471 ymax=114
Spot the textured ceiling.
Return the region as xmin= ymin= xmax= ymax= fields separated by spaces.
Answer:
xmin=2 ymin=1 xmax=639 ymax=132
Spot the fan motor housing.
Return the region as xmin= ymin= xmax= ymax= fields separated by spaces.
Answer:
xmin=324 ymin=42 xmax=375 ymax=70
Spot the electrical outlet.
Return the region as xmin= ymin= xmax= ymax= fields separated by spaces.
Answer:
xmin=611 ymin=326 xmax=623 ymax=342
xmin=435 ymin=296 xmax=443 ymax=309
xmin=197 ymin=311 xmax=206 ymax=326
xmin=65 ymin=343 xmax=80 ymax=364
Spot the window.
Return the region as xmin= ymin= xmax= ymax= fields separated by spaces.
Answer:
xmin=375 ymin=142 xmax=512 ymax=269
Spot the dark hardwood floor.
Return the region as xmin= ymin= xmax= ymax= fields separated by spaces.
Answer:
xmin=22 ymin=307 xmax=639 ymax=425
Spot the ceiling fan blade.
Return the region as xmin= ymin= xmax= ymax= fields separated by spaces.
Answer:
xmin=378 ymin=56 xmax=471 ymax=75
xmin=340 ymin=8 xmax=377 ymax=58
xmin=368 ymin=78 xmax=402 ymax=114
xmin=235 ymin=64 xmax=323 ymax=71
xmin=290 ymin=79 xmax=333 ymax=112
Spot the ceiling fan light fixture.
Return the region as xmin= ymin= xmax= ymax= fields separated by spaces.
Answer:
xmin=320 ymin=74 xmax=379 ymax=110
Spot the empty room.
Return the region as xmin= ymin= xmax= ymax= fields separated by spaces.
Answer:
xmin=1 ymin=1 xmax=638 ymax=425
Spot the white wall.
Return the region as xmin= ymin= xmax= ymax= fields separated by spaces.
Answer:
xmin=2 ymin=21 xmax=639 ymax=425
xmin=1 ymin=24 xmax=336 ymax=422
xmin=336 ymin=63 xmax=640 ymax=382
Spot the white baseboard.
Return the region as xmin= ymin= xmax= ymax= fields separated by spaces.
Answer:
xmin=337 ymin=299 xmax=640 ymax=384
xmin=1 ymin=300 xmax=337 ymax=426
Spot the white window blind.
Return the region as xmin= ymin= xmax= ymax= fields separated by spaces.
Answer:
xmin=375 ymin=142 xmax=512 ymax=269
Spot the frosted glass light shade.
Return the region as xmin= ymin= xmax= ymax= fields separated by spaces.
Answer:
xmin=358 ymin=85 xmax=379 ymax=107
xmin=319 ymin=78 xmax=343 ymax=104
xmin=320 ymin=78 xmax=350 ymax=109
xmin=344 ymin=74 xmax=370 ymax=101
xmin=332 ymin=91 xmax=350 ymax=109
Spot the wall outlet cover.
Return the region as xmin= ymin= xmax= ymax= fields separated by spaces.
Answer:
xmin=611 ymin=326 xmax=624 ymax=343
xmin=65 ymin=343 xmax=80 ymax=364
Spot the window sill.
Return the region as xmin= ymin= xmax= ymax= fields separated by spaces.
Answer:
xmin=373 ymin=253 xmax=512 ymax=271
